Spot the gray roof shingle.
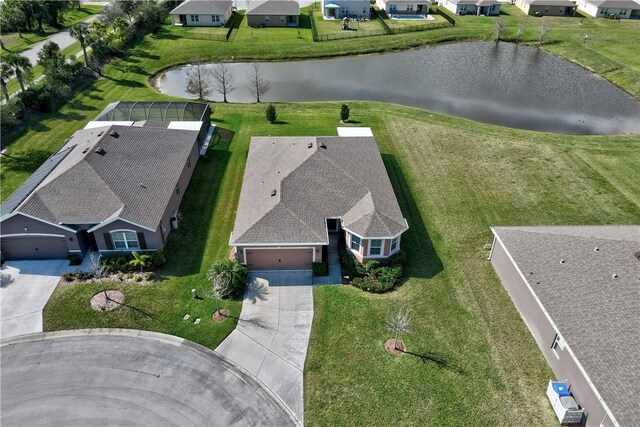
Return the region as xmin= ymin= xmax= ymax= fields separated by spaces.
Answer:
xmin=586 ymin=0 xmax=640 ymax=7
xmin=246 ymin=0 xmax=300 ymax=15
xmin=492 ymin=225 xmax=640 ymax=427
xmin=9 ymin=125 xmax=199 ymax=231
xmin=231 ymin=136 xmax=407 ymax=245
xmin=169 ymin=0 xmax=233 ymax=15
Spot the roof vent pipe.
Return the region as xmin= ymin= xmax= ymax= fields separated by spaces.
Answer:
xmin=320 ymin=142 xmax=327 ymax=149
xmin=612 ymin=273 xmax=619 ymax=279
xmin=308 ymin=142 xmax=313 ymax=149
xmin=560 ymin=259 xmax=565 ymax=264
xmin=271 ymin=189 xmax=277 ymax=197
xmin=110 ymin=131 xmax=119 ymax=138
xmin=594 ymin=247 xmax=599 ymax=252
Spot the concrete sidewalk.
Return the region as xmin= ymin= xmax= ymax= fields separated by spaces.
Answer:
xmin=215 ymin=274 xmax=314 ymax=425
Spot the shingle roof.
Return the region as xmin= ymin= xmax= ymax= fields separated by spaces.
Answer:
xmin=7 ymin=125 xmax=199 ymax=230
xmin=169 ymin=0 xmax=233 ymax=15
xmin=231 ymin=136 xmax=408 ymax=245
xmin=492 ymin=225 xmax=640 ymax=427
xmin=246 ymin=0 xmax=300 ymax=15
xmin=522 ymin=0 xmax=576 ymax=5
xmin=0 ymin=146 xmax=74 ymax=218
xmin=586 ymin=0 xmax=640 ymax=7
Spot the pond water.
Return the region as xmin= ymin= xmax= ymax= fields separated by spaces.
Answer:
xmin=155 ymin=41 xmax=640 ymax=134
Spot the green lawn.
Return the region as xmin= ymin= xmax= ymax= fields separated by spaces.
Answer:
xmin=234 ymin=12 xmax=314 ymax=43
xmin=0 ymin=6 xmax=103 ymax=53
xmin=313 ymin=9 xmax=386 ymax=36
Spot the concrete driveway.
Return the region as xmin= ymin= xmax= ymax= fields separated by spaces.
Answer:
xmin=216 ymin=272 xmax=314 ymax=425
xmin=1 ymin=330 xmax=295 ymax=426
xmin=0 ymin=260 xmax=71 ymax=340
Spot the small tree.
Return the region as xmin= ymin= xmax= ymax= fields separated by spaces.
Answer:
xmin=537 ymin=21 xmax=548 ymax=47
xmin=0 ymin=63 xmax=14 ymax=101
xmin=199 ymin=281 xmax=223 ymax=316
xmin=340 ymin=104 xmax=350 ymax=123
xmin=385 ymin=306 xmax=411 ymax=351
xmin=516 ymin=20 xmax=525 ymax=44
xmin=494 ymin=18 xmax=506 ymax=42
xmin=69 ymin=23 xmax=91 ymax=68
xmin=211 ymin=63 xmax=235 ymax=103
xmin=129 ymin=251 xmax=152 ymax=273
xmin=206 ymin=259 xmax=248 ymax=299
xmin=185 ymin=57 xmax=212 ymax=100
xmin=247 ymin=62 xmax=271 ymax=103
xmin=265 ymin=103 xmax=278 ymax=123
xmin=87 ymin=251 xmax=111 ymax=301
xmin=4 ymin=52 xmax=32 ymax=93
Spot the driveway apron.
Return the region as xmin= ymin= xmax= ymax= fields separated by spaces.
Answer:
xmin=215 ymin=271 xmax=313 ymax=425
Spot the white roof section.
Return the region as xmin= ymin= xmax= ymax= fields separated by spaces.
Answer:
xmin=337 ymin=127 xmax=374 ymax=137
xmin=84 ymin=121 xmax=135 ymax=129
xmin=167 ymin=121 xmax=205 ymax=131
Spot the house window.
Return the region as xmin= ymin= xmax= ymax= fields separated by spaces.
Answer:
xmin=265 ymin=15 xmax=270 ymax=22
xmin=190 ymin=14 xmax=199 ymax=22
xmin=544 ymin=6 xmax=549 ymax=12
xmin=212 ymin=15 xmax=220 ymax=22
xmin=559 ymin=7 xmax=564 ymax=13
xmin=175 ymin=183 xmax=180 ymax=195
xmin=391 ymin=236 xmax=399 ymax=251
xmin=369 ymin=239 xmax=382 ymax=256
xmin=351 ymin=234 xmax=361 ymax=252
xmin=551 ymin=334 xmax=565 ymax=358
xmin=111 ymin=231 xmax=140 ymax=250
xmin=363 ymin=7 xmax=367 ymax=13
xmin=407 ymin=4 xmax=414 ymax=11
xmin=390 ymin=4 xmax=397 ymax=11
xmin=280 ymin=15 xmax=285 ymax=23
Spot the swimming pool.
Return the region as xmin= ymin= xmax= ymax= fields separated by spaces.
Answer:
xmin=390 ymin=14 xmax=427 ymax=19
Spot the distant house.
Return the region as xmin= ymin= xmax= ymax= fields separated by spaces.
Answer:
xmin=515 ymin=0 xmax=576 ymax=15
xmin=440 ymin=0 xmax=501 ymax=15
xmin=169 ymin=0 xmax=234 ymax=27
xmin=576 ymin=0 xmax=640 ymax=18
xmin=321 ymin=0 xmax=371 ymax=19
xmin=489 ymin=225 xmax=640 ymax=427
xmin=246 ymin=0 xmax=300 ymax=27
xmin=230 ymin=134 xmax=408 ymax=271
xmin=0 ymin=102 xmax=212 ymax=261
xmin=376 ymin=0 xmax=430 ymax=16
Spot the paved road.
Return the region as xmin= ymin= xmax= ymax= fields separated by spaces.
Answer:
xmin=18 ymin=14 xmax=100 ymax=66
xmin=1 ymin=330 xmax=295 ymax=427
xmin=0 ymin=260 xmax=70 ymax=339
xmin=216 ymin=273 xmax=314 ymax=425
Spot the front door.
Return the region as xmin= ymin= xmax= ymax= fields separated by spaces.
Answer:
xmin=326 ymin=218 xmax=339 ymax=232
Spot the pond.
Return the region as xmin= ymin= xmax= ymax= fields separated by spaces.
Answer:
xmin=155 ymin=41 xmax=640 ymax=135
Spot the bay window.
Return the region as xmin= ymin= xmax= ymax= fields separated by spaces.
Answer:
xmin=350 ymin=234 xmax=361 ymax=252
xmin=369 ymin=239 xmax=382 ymax=256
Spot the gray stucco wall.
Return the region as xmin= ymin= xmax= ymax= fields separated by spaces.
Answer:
xmin=93 ymin=219 xmax=160 ymax=253
xmin=0 ymin=214 xmax=79 ymax=259
xmin=490 ymin=237 xmax=614 ymax=427
xmin=247 ymin=14 xmax=299 ymax=27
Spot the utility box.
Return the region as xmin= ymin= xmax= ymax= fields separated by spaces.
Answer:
xmin=546 ymin=380 xmax=584 ymax=425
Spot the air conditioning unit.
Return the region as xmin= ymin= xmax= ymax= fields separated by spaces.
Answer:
xmin=170 ymin=215 xmax=179 ymax=230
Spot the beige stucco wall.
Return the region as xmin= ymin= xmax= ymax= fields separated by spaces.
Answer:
xmin=490 ymin=237 xmax=614 ymax=427
xmin=515 ymin=0 xmax=575 ymax=15
xmin=171 ymin=10 xmax=232 ymax=26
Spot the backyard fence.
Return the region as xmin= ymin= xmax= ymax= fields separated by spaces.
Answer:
xmin=180 ymin=14 xmax=238 ymax=42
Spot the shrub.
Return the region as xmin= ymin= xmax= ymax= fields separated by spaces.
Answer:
xmin=341 ymin=247 xmax=407 ymax=293
xmin=143 ymin=272 xmax=155 ymax=281
xmin=265 ymin=103 xmax=278 ymax=123
xmin=340 ymin=104 xmax=350 ymax=122
xmin=351 ymin=275 xmax=396 ymax=293
xmin=67 ymin=254 xmax=82 ymax=266
xmin=338 ymin=244 xmax=358 ymax=278
xmin=133 ymin=274 xmax=143 ymax=282
xmin=312 ymin=262 xmax=327 ymax=276
xmin=207 ymin=259 xmax=248 ymax=299
xmin=151 ymin=248 xmax=166 ymax=269
xmin=0 ymin=98 xmax=25 ymax=133
xmin=61 ymin=272 xmax=74 ymax=282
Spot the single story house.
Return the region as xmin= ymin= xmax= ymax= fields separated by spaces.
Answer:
xmin=169 ymin=0 xmax=234 ymax=26
xmin=246 ymin=0 xmax=300 ymax=27
xmin=0 ymin=102 xmax=211 ymax=261
xmin=489 ymin=225 xmax=640 ymax=427
xmin=515 ymin=0 xmax=577 ymax=15
xmin=230 ymin=135 xmax=408 ymax=271
xmin=440 ymin=0 xmax=501 ymax=15
xmin=321 ymin=0 xmax=371 ymax=19
xmin=376 ymin=0 xmax=430 ymax=16
xmin=576 ymin=0 xmax=640 ymax=18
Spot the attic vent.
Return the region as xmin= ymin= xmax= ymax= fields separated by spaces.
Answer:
xmin=82 ymin=148 xmax=89 ymax=154
xmin=140 ymin=183 xmax=147 ymax=189
xmin=594 ymin=247 xmax=600 ymax=252
xmin=560 ymin=259 xmax=565 ymax=264
xmin=612 ymin=273 xmax=619 ymax=279
xmin=97 ymin=131 xmax=104 ymax=137
xmin=109 ymin=131 xmax=119 ymax=138
xmin=319 ymin=142 xmax=327 ymax=149
xmin=271 ymin=189 xmax=277 ymax=197
xmin=95 ymin=147 xmax=106 ymax=155
xmin=307 ymin=142 xmax=313 ymax=149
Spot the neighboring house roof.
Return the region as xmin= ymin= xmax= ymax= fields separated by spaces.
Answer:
xmin=231 ymin=137 xmax=408 ymax=245
xmin=2 ymin=125 xmax=199 ymax=231
xmin=584 ymin=0 xmax=640 ymax=6
xmin=492 ymin=225 xmax=640 ymax=427
xmin=169 ymin=0 xmax=233 ymax=15
xmin=448 ymin=0 xmax=501 ymax=5
xmin=521 ymin=0 xmax=576 ymax=5
xmin=246 ymin=0 xmax=300 ymax=15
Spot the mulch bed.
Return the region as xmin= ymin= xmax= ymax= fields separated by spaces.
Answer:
xmin=384 ymin=338 xmax=405 ymax=356
xmin=90 ymin=290 xmax=124 ymax=312
xmin=212 ymin=308 xmax=229 ymax=323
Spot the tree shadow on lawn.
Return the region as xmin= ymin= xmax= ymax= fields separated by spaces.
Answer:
xmin=161 ymin=149 xmax=232 ymax=277
xmin=402 ymin=349 xmax=465 ymax=375
xmin=382 ymin=154 xmax=443 ymax=279
xmin=0 ymin=149 xmax=51 ymax=177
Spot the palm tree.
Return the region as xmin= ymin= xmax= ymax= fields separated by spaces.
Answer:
xmin=0 ymin=62 xmax=15 ymax=101
xmin=129 ymin=251 xmax=152 ymax=273
xmin=2 ymin=2 xmax=26 ymax=38
xmin=69 ymin=22 xmax=90 ymax=68
xmin=206 ymin=259 xmax=248 ymax=299
xmin=5 ymin=52 xmax=32 ymax=93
